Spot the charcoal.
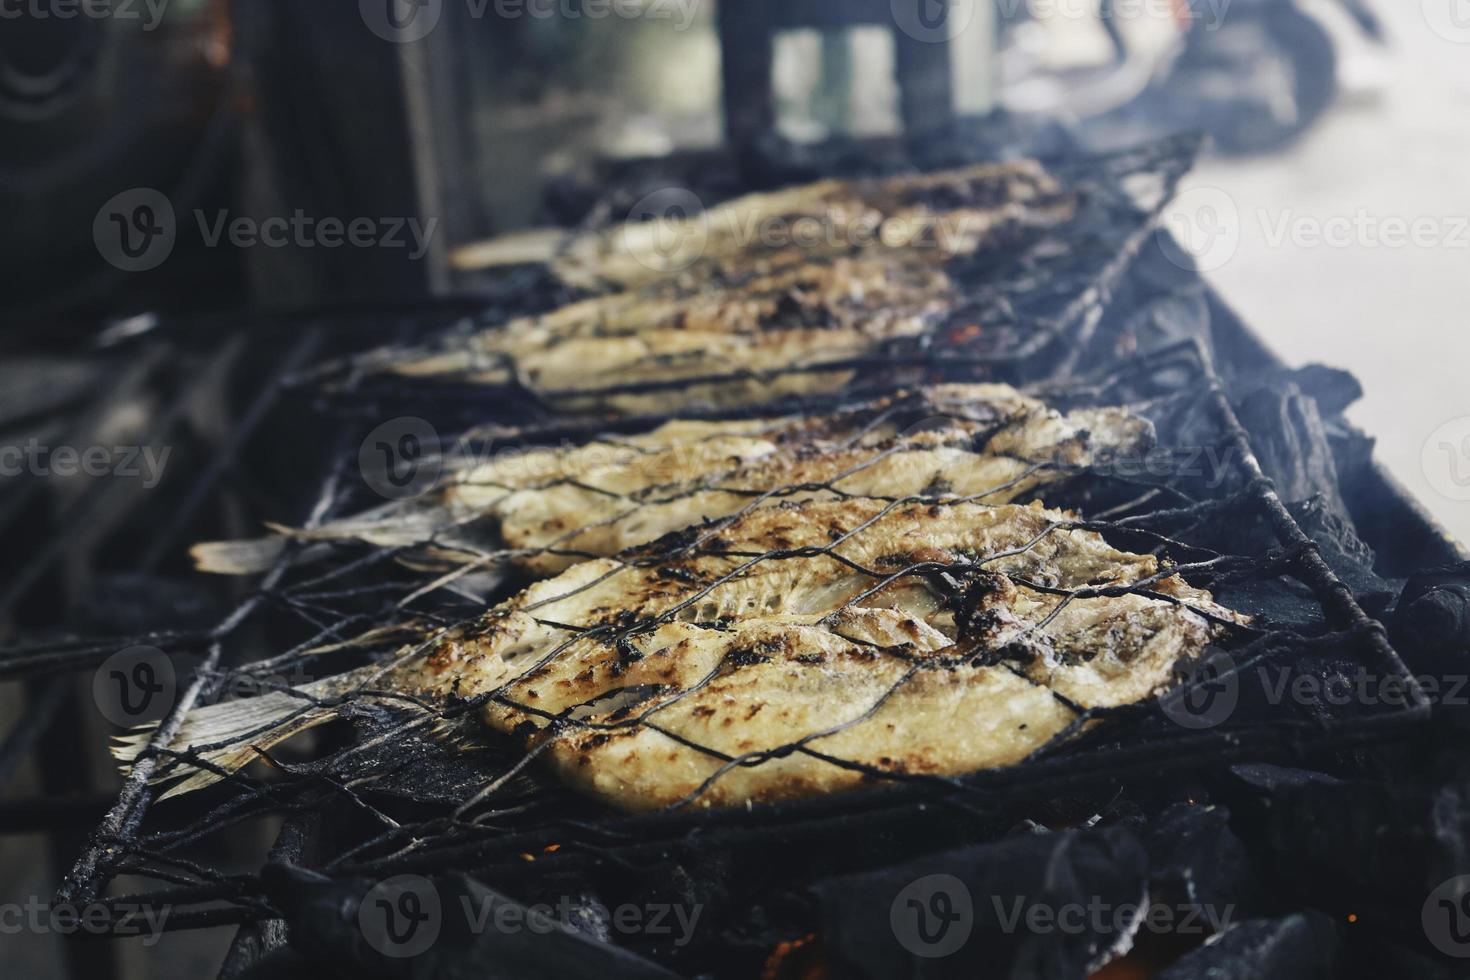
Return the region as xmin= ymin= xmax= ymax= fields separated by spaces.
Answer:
xmin=1235 ymin=384 xmax=1348 ymax=515
xmin=1145 ymin=292 xmax=1213 ymax=348
xmin=1100 ymin=285 xmax=1213 ymax=358
xmin=1245 ymin=365 xmax=1363 ymax=418
xmin=1428 ymin=776 xmax=1470 ymax=895
xmin=1156 ymin=912 xmax=1341 ymax=979
xmin=1206 ymin=572 xmax=1326 ymax=629
xmin=1344 ymin=938 xmax=1469 ymax=980
xmin=1287 ymin=497 xmax=1394 ymax=616
xmin=1225 ymin=762 xmax=1470 ymax=923
xmin=1145 ymin=804 xmax=1258 ymax=916
xmin=1130 ymin=231 xmax=1209 ymax=293
xmin=1087 ymin=232 xmax=1217 ymax=359
xmin=813 ymin=826 xmax=1149 ymax=979
xmin=1235 ymin=387 xmax=1390 ymax=610
xmin=235 ymin=948 xmax=320 ymax=980
xmin=1393 ymin=563 xmax=1470 ymax=669
xmin=1325 ymin=422 xmax=1378 ymax=494
xmin=262 ymin=865 xmax=680 ymax=980
xmin=1230 ymin=764 xmax=1343 ymax=794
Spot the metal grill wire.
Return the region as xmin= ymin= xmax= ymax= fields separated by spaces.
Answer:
xmin=307 ymin=135 xmax=1203 ymax=416
xmin=0 ymin=134 xmax=1421 ymax=939
xmin=40 ymin=338 xmax=1428 ymax=935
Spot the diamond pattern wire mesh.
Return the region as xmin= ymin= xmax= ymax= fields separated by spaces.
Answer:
xmin=0 ymin=137 xmax=1429 ymax=950
xmin=39 ymin=339 xmax=1428 ymax=940
xmin=308 ymin=135 xmax=1203 ymax=426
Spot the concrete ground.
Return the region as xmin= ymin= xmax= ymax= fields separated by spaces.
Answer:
xmin=1174 ymin=0 xmax=1470 ymax=550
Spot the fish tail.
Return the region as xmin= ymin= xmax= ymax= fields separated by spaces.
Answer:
xmin=190 ymin=535 xmax=288 ymax=575
xmin=448 ymin=227 xmax=563 ymax=271
xmin=111 ymin=664 xmax=385 ymax=799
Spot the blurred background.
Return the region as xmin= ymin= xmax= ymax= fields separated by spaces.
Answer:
xmin=1 ymin=0 xmax=1464 ymax=539
xmin=1 ymin=1 xmax=1467 ymax=976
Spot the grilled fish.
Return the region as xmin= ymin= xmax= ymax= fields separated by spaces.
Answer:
xmin=192 ymin=384 xmax=1153 ymax=577
xmin=388 ymin=161 xmax=1078 ymax=412
xmin=391 ymin=255 xmax=963 ymax=414
xmin=451 ymin=159 xmax=1077 ymax=292
xmin=137 ymin=499 xmax=1240 ymax=810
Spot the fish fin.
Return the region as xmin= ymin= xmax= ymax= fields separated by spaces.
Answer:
xmin=111 ymin=666 xmax=383 ymax=799
xmin=449 ymin=227 xmax=563 ymax=271
xmin=190 ymin=535 xmax=288 ymax=575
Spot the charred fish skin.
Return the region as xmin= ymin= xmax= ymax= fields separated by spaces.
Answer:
xmin=555 ymin=159 xmax=1079 ymax=291
xmin=406 ymin=499 xmax=1240 ymax=812
xmin=393 ymin=256 xmax=961 ymax=407
xmin=386 ymin=160 xmax=1079 ymax=409
xmin=389 ymin=257 xmax=960 ymax=412
xmin=142 ymin=497 xmax=1241 ymax=808
xmin=193 ymin=385 xmax=1155 ymax=578
xmin=484 ymin=404 xmax=1152 ymax=576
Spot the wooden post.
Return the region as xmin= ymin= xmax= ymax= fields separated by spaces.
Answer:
xmin=230 ymin=0 xmax=459 ymax=307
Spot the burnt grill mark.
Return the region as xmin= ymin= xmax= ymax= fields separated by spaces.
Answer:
xmin=727 ymin=648 xmax=773 ymax=668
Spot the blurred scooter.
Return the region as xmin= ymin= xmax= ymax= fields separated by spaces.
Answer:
xmin=996 ymin=0 xmax=1385 ymax=156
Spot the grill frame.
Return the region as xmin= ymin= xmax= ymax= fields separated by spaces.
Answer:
xmin=30 ymin=342 xmax=1434 ymax=956
xmin=0 ymin=139 xmax=1454 ymax=978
